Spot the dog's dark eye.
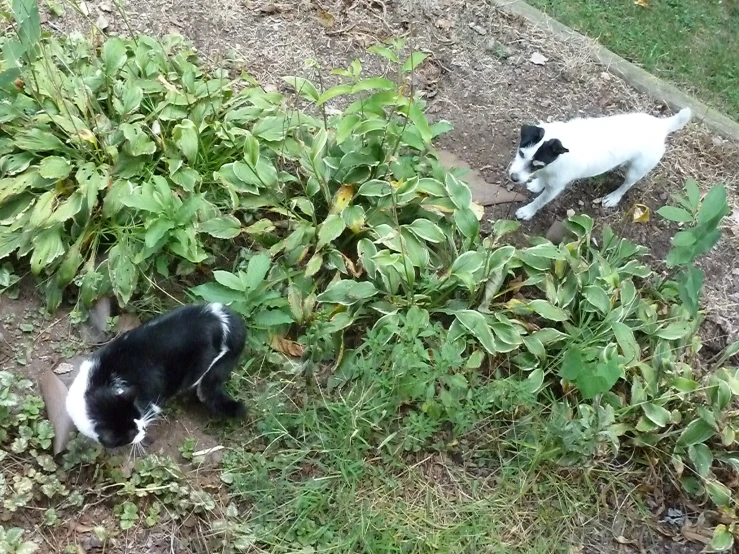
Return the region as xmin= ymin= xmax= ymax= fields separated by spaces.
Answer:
xmin=518 ymin=150 xmax=524 ymax=159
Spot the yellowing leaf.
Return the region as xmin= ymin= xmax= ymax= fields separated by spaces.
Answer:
xmin=634 ymin=0 xmax=648 ymax=7
xmin=470 ymin=201 xmax=484 ymax=221
xmin=632 ymin=204 xmax=650 ymax=223
xmin=331 ymin=184 xmax=354 ymax=214
xmin=77 ymin=129 xmax=97 ymax=145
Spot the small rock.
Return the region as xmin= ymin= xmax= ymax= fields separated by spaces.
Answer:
xmin=468 ymin=22 xmax=487 ymax=35
xmin=81 ymin=535 xmax=104 ymax=550
xmin=600 ymin=71 xmax=611 ymax=81
xmin=566 ymin=209 xmax=575 ymax=217
xmin=435 ymin=18 xmax=452 ymax=31
xmin=529 ymin=52 xmax=548 ymax=66
xmin=95 ymin=14 xmax=109 ymax=30
xmin=98 ymin=0 xmax=113 ymax=12
xmin=79 ymin=0 xmax=89 ymax=15
xmin=578 ymin=199 xmax=584 ymax=206
xmin=546 ymin=219 xmax=571 ymax=244
xmin=712 ymin=136 xmax=724 ymax=147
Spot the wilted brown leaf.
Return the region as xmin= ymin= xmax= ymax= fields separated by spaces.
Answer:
xmin=317 ymin=10 xmax=335 ymax=28
xmin=270 ymin=336 xmax=304 ymax=357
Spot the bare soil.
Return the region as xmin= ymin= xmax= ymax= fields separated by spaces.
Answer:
xmin=5 ymin=0 xmax=739 ymax=551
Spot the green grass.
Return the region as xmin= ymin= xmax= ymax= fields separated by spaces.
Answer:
xmin=527 ymin=0 xmax=739 ymax=121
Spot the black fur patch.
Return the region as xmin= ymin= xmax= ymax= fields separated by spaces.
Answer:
xmin=519 ymin=125 xmax=545 ymax=148
xmin=84 ymin=304 xmax=247 ymax=448
xmin=531 ymin=139 xmax=569 ymax=168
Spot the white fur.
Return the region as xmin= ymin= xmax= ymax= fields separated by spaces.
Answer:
xmin=192 ymin=303 xmax=230 ymax=394
xmin=508 ymin=108 xmax=692 ymax=220
xmin=65 ymin=358 xmax=99 ymax=442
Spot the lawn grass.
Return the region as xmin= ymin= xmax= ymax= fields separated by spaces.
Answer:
xmin=526 ymin=0 xmax=739 ymax=121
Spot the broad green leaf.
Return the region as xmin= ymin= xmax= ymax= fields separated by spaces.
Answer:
xmin=491 ymin=322 xmax=522 ymax=347
xmin=337 ymin=114 xmax=360 ymax=144
xmin=706 ymin=480 xmax=732 ymax=508
xmin=656 ymin=205 xmax=693 ymax=223
xmin=30 ymin=226 xmax=64 ymax=274
xmin=305 ymin=253 xmax=323 ymax=277
xmin=559 ymin=347 xmax=586 ymax=382
xmin=101 ymin=37 xmax=128 ymax=76
xmin=200 ymin=216 xmax=241 ymax=239
xmin=39 ymin=156 xmax=71 ymax=180
xmin=311 ymin=128 xmax=328 ymax=161
xmin=190 ymin=283 xmax=245 ymax=304
xmin=214 ymin=270 xmax=245 ymax=292
xmin=282 ymin=76 xmax=320 ymax=102
xmin=317 ymin=280 xmax=378 ymax=306
xmin=655 ymin=322 xmax=691 ymax=340
xmin=688 ymin=443 xmax=713 ymax=478
xmin=317 ymin=214 xmax=346 ymax=250
xmin=243 ymin=131 xmax=260 ymax=167
xmin=252 ymin=116 xmax=288 ymax=142
xmin=611 ymin=321 xmax=639 ymax=364
xmin=352 ymin=77 xmax=395 ymax=93
xmin=368 ymin=44 xmax=399 ymax=63
xmin=408 ymin=102 xmax=432 ymax=144
xmin=583 ymin=285 xmax=611 ymax=315
xmin=14 ymin=128 xmax=65 ymax=152
xmin=579 ymin=357 xmax=621 ymax=400
xmin=316 ymin=84 xmax=353 ymax=105
xmin=445 ymin=174 xmax=471 ymax=210
xmin=108 ymin=243 xmax=137 ymax=305
xmin=118 ymin=83 xmax=143 ymax=115
xmin=402 ymin=51 xmax=428 ymax=72
xmin=709 ymin=525 xmax=734 ymax=551
xmin=29 ymin=190 xmax=56 ymax=228
xmin=671 ymin=230 xmax=695 ymax=247
xmin=697 ymin=184 xmax=729 ymax=228
xmin=642 ymin=402 xmax=671 ymax=427
xmin=677 ymin=265 xmax=703 ymax=317
xmin=454 ymin=207 xmax=479 ymax=240
xmin=173 ymin=119 xmax=198 ymax=164
xmin=407 ymin=219 xmax=445 ymax=243
xmin=244 ymin=253 xmax=271 ymax=291
xmin=357 ymin=179 xmax=392 ymax=197
xmin=455 ymin=310 xmax=498 ymax=354
xmin=145 ymin=218 xmax=174 ymax=248
xmin=685 ymin=179 xmax=700 ymax=211
xmin=677 ymin=418 xmax=715 ymax=446
xmin=48 ymin=191 xmax=84 ymax=225
xmin=450 ymin=251 xmax=484 ymax=275
xmin=254 ymin=309 xmax=294 ymax=327
xmin=528 ymin=299 xmax=569 ymax=322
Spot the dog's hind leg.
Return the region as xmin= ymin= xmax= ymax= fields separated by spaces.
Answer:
xmin=602 ymin=148 xmax=664 ymax=209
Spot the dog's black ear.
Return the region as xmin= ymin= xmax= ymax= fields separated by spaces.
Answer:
xmin=520 ymin=125 xmax=544 ymax=147
xmin=549 ymin=139 xmax=569 ymax=155
xmin=532 ymin=138 xmax=569 ymax=167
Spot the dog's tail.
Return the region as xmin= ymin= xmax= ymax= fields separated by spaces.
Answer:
xmin=663 ymin=107 xmax=692 ymax=134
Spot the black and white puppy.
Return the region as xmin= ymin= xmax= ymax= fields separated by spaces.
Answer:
xmin=66 ymin=303 xmax=246 ymax=449
xmin=508 ymin=108 xmax=692 ymax=220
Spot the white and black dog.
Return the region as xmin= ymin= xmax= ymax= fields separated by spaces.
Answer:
xmin=508 ymin=108 xmax=692 ymax=220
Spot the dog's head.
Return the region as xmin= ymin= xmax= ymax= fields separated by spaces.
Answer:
xmin=508 ymin=124 xmax=569 ymax=184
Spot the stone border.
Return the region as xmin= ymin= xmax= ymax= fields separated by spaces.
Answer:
xmin=490 ymin=0 xmax=739 ymax=142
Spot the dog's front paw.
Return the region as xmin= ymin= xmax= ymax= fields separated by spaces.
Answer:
xmin=515 ymin=205 xmax=537 ymax=221
xmin=527 ymin=179 xmax=544 ymax=193
xmin=602 ymin=192 xmax=622 ymax=209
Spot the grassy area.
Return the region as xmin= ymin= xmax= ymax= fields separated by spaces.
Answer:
xmin=527 ymin=0 xmax=739 ymax=121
